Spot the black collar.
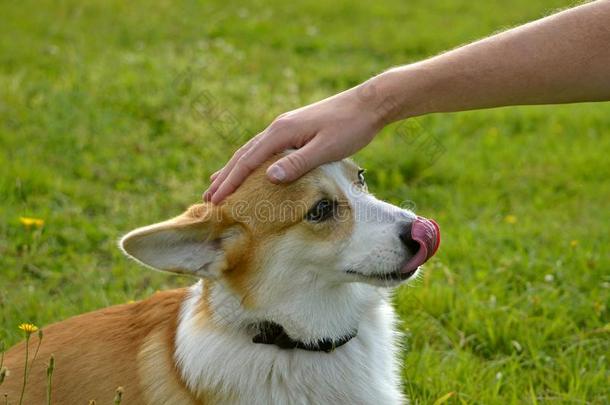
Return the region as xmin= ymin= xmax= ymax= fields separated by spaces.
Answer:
xmin=251 ymin=321 xmax=357 ymax=353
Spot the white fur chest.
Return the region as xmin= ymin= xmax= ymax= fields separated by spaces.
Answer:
xmin=174 ymin=284 xmax=406 ymax=405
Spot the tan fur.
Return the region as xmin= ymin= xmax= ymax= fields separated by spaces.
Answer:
xmin=218 ymin=159 xmax=356 ymax=301
xmin=194 ymin=280 xmax=215 ymax=328
xmin=2 ymin=289 xmax=199 ymax=404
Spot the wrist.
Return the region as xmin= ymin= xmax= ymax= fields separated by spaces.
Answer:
xmin=361 ymin=65 xmax=438 ymax=125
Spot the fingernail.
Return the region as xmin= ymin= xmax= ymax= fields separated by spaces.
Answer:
xmin=203 ymin=191 xmax=211 ymax=201
xmin=268 ymin=165 xmax=286 ymax=182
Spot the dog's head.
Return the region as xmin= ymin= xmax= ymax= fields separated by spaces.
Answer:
xmin=120 ymin=157 xmax=439 ymax=303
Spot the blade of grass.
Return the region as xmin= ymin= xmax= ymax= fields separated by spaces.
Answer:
xmin=46 ymin=355 xmax=55 ymax=405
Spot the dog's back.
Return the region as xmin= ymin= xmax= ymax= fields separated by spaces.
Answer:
xmin=2 ymin=289 xmax=200 ymax=404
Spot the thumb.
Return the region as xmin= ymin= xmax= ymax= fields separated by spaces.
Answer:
xmin=266 ymin=140 xmax=328 ymax=183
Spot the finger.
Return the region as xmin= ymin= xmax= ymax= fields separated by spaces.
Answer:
xmin=202 ymin=169 xmax=222 ymax=200
xmin=209 ymin=131 xmax=295 ymax=204
xmin=207 ymin=144 xmax=255 ymax=196
xmin=210 ymin=170 xmax=221 ymax=181
xmin=203 ymin=137 xmax=261 ymax=201
xmin=266 ymin=138 xmax=330 ymax=183
xmin=208 ymin=116 xmax=303 ymax=200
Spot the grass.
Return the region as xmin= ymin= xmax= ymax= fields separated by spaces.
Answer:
xmin=0 ymin=0 xmax=608 ymax=403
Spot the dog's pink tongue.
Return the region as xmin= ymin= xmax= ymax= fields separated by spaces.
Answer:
xmin=401 ymin=216 xmax=441 ymax=273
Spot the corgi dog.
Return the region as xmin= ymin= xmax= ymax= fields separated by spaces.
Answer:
xmin=2 ymin=157 xmax=440 ymax=404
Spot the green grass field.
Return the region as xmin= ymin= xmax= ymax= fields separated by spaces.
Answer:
xmin=1 ymin=0 xmax=609 ymax=403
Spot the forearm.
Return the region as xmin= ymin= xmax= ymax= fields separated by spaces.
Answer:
xmin=205 ymin=1 xmax=610 ymax=200
xmin=369 ymin=0 xmax=610 ymax=123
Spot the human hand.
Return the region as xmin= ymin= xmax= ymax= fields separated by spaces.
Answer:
xmin=203 ymin=84 xmax=385 ymax=204
xmin=204 ymin=0 xmax=610 ymax=204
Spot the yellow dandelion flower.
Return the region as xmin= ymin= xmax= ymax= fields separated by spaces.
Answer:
xmin=570 ymin=240 xmax=579 ymax=248
xmin=18 ymin=323 xmax=39 ymax=334
xmin=19 ymin=217 xmax=44 ymax=228
xmin=504 ymin=215 xmax=517 ymax=224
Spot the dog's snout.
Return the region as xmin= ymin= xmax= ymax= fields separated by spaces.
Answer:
xmin=399 ymin=222 xmax=421 ymax=257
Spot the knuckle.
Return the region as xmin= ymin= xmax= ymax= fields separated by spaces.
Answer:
xmin=236 ymin=155 xmax=256 ymax=172
xmin=269 ymin=116 xmax=294 ymax=133
xmin=248 ymin=136 xmax=262 ymax=148
xmin=234 ymin=139 xmax=256 ymax=158
xmin=239 ymin=142 xmax=253 ymax=155
xmin=241 ymin=141 xmax=260 ymax=159
xmin=285 ymin=153 xmax=308 ymax=172
xmin=225 ymin=176 xmax=242 ymax=191
xmin=274 ymin=112 xmax=292 ymax=122
xmin=231 ymin=148 xmax=245 ymax=161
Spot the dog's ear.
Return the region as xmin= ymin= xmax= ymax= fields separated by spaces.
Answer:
xmin=120 ymin=204 xmax=235 ymax=278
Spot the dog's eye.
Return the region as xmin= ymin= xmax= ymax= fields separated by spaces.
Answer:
xmin=305 ymin=199 xmax=336 ymax=222
xmin=357 ymin=169 xmax=366 ymax=186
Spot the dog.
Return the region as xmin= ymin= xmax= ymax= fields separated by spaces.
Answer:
xmin=2 ymin=156 xmax=440 ymax=404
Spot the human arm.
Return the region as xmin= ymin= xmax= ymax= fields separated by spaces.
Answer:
xmin=204 ymin=0 xmax=610 ymax=203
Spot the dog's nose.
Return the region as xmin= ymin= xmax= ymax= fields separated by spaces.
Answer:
xmin=399 ymin=222 xmax=421 ymax=257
